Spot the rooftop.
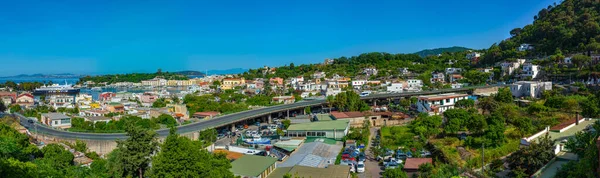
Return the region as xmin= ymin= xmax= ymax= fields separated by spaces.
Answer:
xmin=268 ymin=165 xmax=350 ymax=178
xmin=417 ymin=93 xmax=468 ymax=101
xmin=287 ymin=120 xmax=349 ymax=131
xmin=41 ymin=113 xmax=70 ymax=120
xmin=214 ymin=149 xmax=244 ymax=160
xmin=404 ymin=158 xmax=433 ymax=170
xmin=230 ymin=155 xmax=278 ymax=177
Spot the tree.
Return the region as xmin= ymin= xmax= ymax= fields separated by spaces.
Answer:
xmin=455 ymin=99 xmax=475 ymax=109
xmin=115 ymin=124 xmax=158 ymax=178
xmin=282 ymin=119 xmax=291 ymax=129
xmin=466 ymin=113 xmax=487 ymax=134
xmin=572 ymin=54 xmax=591 ymax=70
xmin=443 ymin=109 xmax=470 ymax=134
xmin=8 ymin=105 xmax=21 ymax=113
xmin=417 ymin=163 xmax=434 ymax=178
xmin=72 ymin=140 xmax=88 ymax=153
xmin=152 ymin=98 xmax=168 ymax=108
xmin=484 ymin=122 xmax=506 ymax=147
xmin=411 ymin=114 xmax=442 ymax=138
xmin=198 ymin=128 xmax=217 ymax=146
xmin=0 ymin=102 xmax=6 ymax=112
xmin=477 ymin=97 xmax=498 ymax=114
xmin=512 ymin=117 xmax=533 ymax=137
xmin=382 ymin=167 xmax=407 ymax=178
xmin=463 ymin=70 xmax=490 ymax=85
xmin=507 ymin=134 xmax=555 ymax=176
xmin=156 ymin=114 xmax=177 ymax=127
xmin=151 ymin=127 xmax=234 ymax=178
xmin=494 ymin=87 xmax=513 ymax=102
xmin=304 ymin=106 xmax=311 ymax=114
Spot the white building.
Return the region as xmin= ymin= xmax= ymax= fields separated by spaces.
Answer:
xmin=352 ymin=80 xmax=367 ymax=89
xmin=478 ymin=67 xmax=495 ymax=82
xmin=466 ymin=52 xmax=481 ymax=61
xmin=431 ymin=72 xmax=445 ymax=83
xmin=312 ymin=72 xmax=326 ymax=79
xmin=501 ymin=59 xmax=526 ymax=76
xmin=399 ymin=68 xmax=411 ymax=75
xmin=387 ymin=83 xmax=405 ymax=93
xmin=407 ymin=79 xmax=422 ymax=88
xmin=521 ymin=63 xmax=540 ymax=79
xmin=445 ymin=68 xmax=462 ymax=75
xmin=326 ymin=88 xmax=342 ymax=96
xmin=291 ymin=76 xmax=304 ymax=85
xmin=41 ymin=113 xmax=71 ymax=129
xmin=363 ymin=68 xmax=378 ymax=76
xmin=518 ymin=44 xmax=534 ymax=52
xmin=417 ymin=93 xmax=469 ymax=115
xmin=510 ymin=81 xmax=552 ymax=98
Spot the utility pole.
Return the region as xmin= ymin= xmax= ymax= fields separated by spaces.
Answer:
xmin=481 ymin=129 xmax=485 ymax=177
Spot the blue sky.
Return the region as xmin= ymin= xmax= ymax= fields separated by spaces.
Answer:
xmin=0 ymin=0 xmax=557 ymax=76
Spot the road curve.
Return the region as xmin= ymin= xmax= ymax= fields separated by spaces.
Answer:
xmin=17 ymin=85 xmax=503 ymax=141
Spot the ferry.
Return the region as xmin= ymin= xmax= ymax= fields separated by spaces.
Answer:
xmin=33 ymin=81 xmax=80 ymax=95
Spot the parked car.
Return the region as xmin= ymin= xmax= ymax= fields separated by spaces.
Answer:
xmin=420 ymin=150 xmax=432 ymax=157
xmin=396 ymin=150 xmax=407 ymax=160
xmin=348 ymin=163 xmax=356 ymax=173
xmin=385 ymin=161 xmax=400 ymax=170
xmin=356 ymin=161 xmax=365 ymax=173
xmin=358 ymin=153 xmax=366 ymax=162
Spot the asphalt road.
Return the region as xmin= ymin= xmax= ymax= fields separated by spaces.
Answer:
xmin=17 ymin=85 xmax=503 ymax=141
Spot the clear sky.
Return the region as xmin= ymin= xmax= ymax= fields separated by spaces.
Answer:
xmin=0 ymin=0 xmax=557 ymax=76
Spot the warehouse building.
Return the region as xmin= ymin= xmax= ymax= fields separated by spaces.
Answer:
xmin=285 ymin=120 xmax=350 ymax=140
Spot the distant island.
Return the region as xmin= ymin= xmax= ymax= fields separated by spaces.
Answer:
xmin=413 ymin=46 xmax=471 ymax=57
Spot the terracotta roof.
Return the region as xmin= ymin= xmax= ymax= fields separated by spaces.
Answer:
xmin=214 ymin=149 xmax=244 ymax=160
xmin=550 ymin=117 xmax=583 ymax=131
xmin=404 ymin=158 xmax=432 ymax=170
xmin=344 ymin=111 xmax=364 ymax=118
xmin=330 ymin=111 xmax=349 ymax=119
xmin=17 ymin=93 xmax=34 ymax=98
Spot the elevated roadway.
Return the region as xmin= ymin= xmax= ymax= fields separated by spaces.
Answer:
xmin=17 ymin=85 xmax=503 ymax=141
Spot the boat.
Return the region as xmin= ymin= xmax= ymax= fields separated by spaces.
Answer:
xmin=33 ymin=81 xmax=80 ymax=95
xmin=91 ymin=87 xmax=102 ymax=91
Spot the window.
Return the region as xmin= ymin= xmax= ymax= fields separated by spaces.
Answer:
xmin=61 ymin=118 xmax=71 ymax=124
xmin=317 ymin=132 xmax=325 ymax=137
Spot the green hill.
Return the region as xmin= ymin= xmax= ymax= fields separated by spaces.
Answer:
xmin=413 ymin=46 xmax=471 ymax=57
xmin=480 ymin=0 xmax=600 ymax=66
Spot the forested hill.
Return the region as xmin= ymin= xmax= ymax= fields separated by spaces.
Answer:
xmin=480 ymin=0 xmax=600 ymax=66
xmin=413 ymin=46 xmax=471 ymax=57
xmin=78 ymin=72 xmax=189 ymax=85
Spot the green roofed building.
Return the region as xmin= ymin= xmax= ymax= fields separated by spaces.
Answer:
xmin=267 ymin=165 xmax=351 ymax=178
xmin=230 ymin=155 xmax=278 ymax=178
xmin=286 ymin=120 xmax=350 ymax=140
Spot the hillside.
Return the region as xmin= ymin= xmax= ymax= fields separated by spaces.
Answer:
xmin=480 ymin=0 xmax=600 ymax=66
xmin=413 ymin=46 xmax=471 ymax=57
xmin=174 ymin=70 xmax=206 ymax=77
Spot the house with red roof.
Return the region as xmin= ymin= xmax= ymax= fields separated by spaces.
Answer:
xmin=16 ymin=93 xmax=34 ymax=108
xmin=330 ymin=111 xmax=366 ymax=127
xmin=404 ymin=158 xmax=433 ymax=176
xmin=417 ymin=93 xmax=469 ymax=115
